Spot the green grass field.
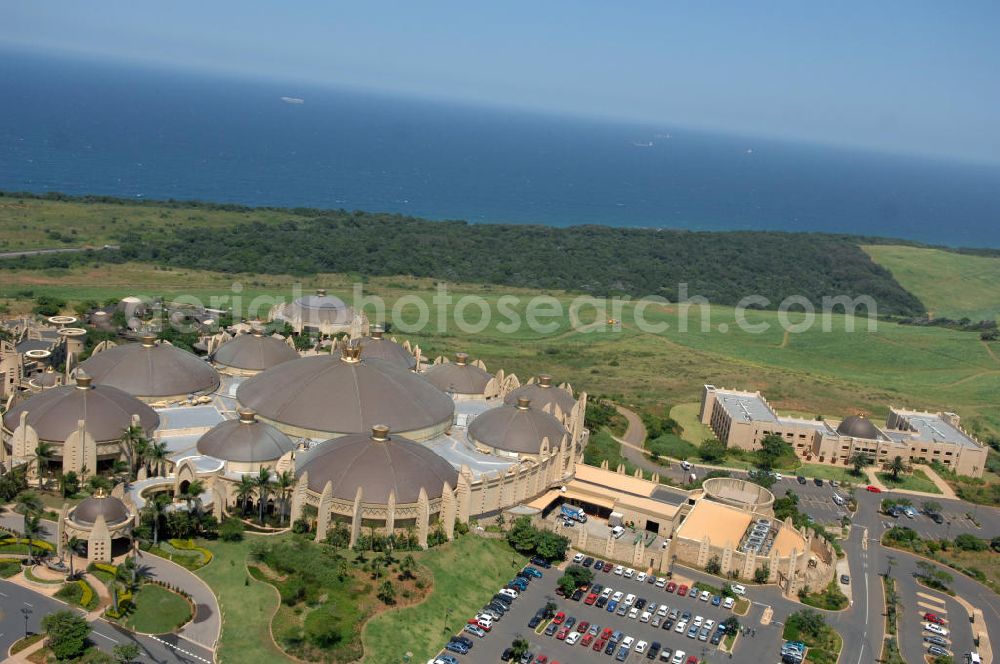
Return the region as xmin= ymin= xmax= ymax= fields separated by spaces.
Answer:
xmin=123 ymin=584 xmax=193 ymax=634
xmin=864 ymin=244 xmax=1000 ymax=321
xmin=196 ymin=538 xmax=292 ymax=664
xmin=796 ymin=464 xmax=864 ymax=484
xmin=877 ymin=469 xmax=942 ymax=494
xmin=362 ymin=536 xmax=526 ymax=663
xmin=669 ymin=402 xmax=714 ymax=445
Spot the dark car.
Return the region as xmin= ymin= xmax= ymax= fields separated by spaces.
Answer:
xmin=797 ymin=476 xmax=807 ymax=484
xmin=662 ymin=618 xmax=674 ymax=630
xmin=565 ymin=616 xmax=577 ymax=629
xmin=583 ymin=557 xmax=595 ymax=567
xmin=594 ymin=559 xmax=604 ymax=569
xmin=528 ymin=615 xmax=542 ymax=628
xmin=646 ymin=574 xmax=656 ymax=585
xmin=605 ymin=640 xmax=618 ymax=656
xmin=647 ymin=642 xmax=661 ymax=659
xmin=710 ymin=630 xmax=723 ymax=645
xmin=444 ymin=641 xmax=469 ymax=655
xmin=571 ymin=589 xmax=584 ymax=602
xmin=841 ymin=575 xmax=850 ymax=585
xmin=596 ymin=596 xmax=609 ymax=608
xmin=451 ymin=635 xmax=474 ymax=649
xmin=501 ymin=648 xmax=514 ymax=661
xmin=531 ymin=556 xmax=552 ymax=569
xmin=544 ymin=622 xmax=559 ymax=636
xmin=523 ymin=566 xmax=544 ymax=578
xmin=592 ymin=583 xmax=604 ymax=594
xmin=635 ymin=597 xmax=647 ymax=610
xmin=923 ymin=636 xmax=948 ymax=647
xmin=931 ymin=513 xmax=945 ymax=524
xmin=814 ymin=478 xmax=824 ymax=486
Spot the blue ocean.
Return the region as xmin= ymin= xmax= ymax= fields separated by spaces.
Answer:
xmin=2 ymin=49 xmax=999 ymax=247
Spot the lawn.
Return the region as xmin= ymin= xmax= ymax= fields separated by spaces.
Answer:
xmin=362 ymin=536 xmax=527 ymax=663
xmin=646 ymin=432 xmax=699 ymax=460
xmin=123 ymin=583 xmax=192 ymax=634
xmin=864 ymin=244 xmax=1000 ymax=321
xmin=196 ymin=537 xmax=292 ymax=664
xmin=783 ymin=616 xmax=843 ymax=664
xmin=669 ymin=402 xmax=714 ymax=445
xmin=797 ymin=464 xmax=863 ymax=484
xmin=877 ymin=469 xmax=942 ymax=494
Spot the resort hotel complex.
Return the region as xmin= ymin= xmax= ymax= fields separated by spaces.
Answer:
xmin=0 ymin=290 xmax=982 ymax=598
xmin=700 ymin=384 xmax=990 ymax=478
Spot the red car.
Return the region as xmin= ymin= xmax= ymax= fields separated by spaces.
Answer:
xmin=593 ymin=638 xmax=607 ymax=652
xmin=677 ymin=584 xmax=689 ymax=597
xmin=602 ymin=561 xmax=614 ymax=572
xmin=686 ymin=657 xmax=699 ymax=664
xmin=577 ymin=621 xmax=590 ymax=633
xmin=665 ymin=581 xmax=677 ymax=593
xmin=924 ymin=612 xmax=947 ymax=625
xmin=471 ymin=619 xmax=491 ymax=632
xmin=584 ymin=593 xmax=598 ymax=605
xmin=534 ymin=657 xmax=548 ymax=664
xmin=866 ymin=485 xmax=882 ymax=493
xmin=601 ymin=628 xmax=614 ymax=640
xmin=553 ymin=612 xmax=566 ymax=625
xmin=555 ymin=627 xmax=569 ymax=640
xmin=581 ymin=633 xmax=594 ymax=647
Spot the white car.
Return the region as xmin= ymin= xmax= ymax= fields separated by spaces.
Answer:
xmin=622 ymin=636 xmax=635 ymax=649
xmin=602 ymin=587 xmax=614 ymax=598
xmin=573 ymin=553 xmax=585 ymax=563
xmin=657 ymin=605 xmax=669 ymax=617
xmin=655 ymin=577 xmax=667 ymax=588
xmin=773 ymin=473 xmax=783 ymax=481
xmin=498 ymin=588 xmax=518 ymax=599
xmin=924 ymin=622 xmax=949 ymax=636
xmin=700 ymin=590 xmax=711 ymax=602
xmin=672 ymin=650 xmax=686 ymax=664
xmin=628 ymin=607 xmax=640 ymax=619
xmin=675 ymin=620 xmax=688 ymax=633
xmin=624 ymin=593 xmax=636 ymax=606
xmin=731 ymin=584 xmax=747 ymax=596
xmin=624 ymin=568 xmax=636 ymax=578
xmin=640 ymin=611 xmax=652 ymax=623
xmin=474 ymin=615 xmax=494 ymax=628
xmin=565 ymin=631 xmax=581 ymax=645
xmin=693 ymin=615 xmax=703 ymax=627
xmin=637 ymin=572 xmax=648 ymax=583
xmin=614 ymin=565 xmax=625 ymax=576
xmin=635 ymin=640 xmax=648 ymax=654
xmin=612 ymin=591 xmax=624 ymax=602
xmin=723 ymin=596 xmax=735 ymax=610
xmin=705 ymin=619 xmax=715 ymax=631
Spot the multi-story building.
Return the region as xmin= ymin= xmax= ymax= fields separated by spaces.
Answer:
xmin=700 ymin=385 xmax=988 ymax=478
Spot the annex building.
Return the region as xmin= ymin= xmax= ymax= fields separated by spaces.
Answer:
xmin=700 ymin=385 xmax=989 ymax=478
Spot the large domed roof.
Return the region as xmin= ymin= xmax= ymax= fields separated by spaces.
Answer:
xmin=504 ymin=375 xmax=577 ymax=414
xmin=350 ymin=328 xmax=416 ymax=370
xmin=279 ymin=289 xmax=353 ymax=327
xmin=3 ymin=372 xmax=159 ymax=442
xmin=298 ymin=425 xmax=458 ymax=503
xmin=70 ymin=491 xmax=131 ymax=527
xmin=236 ymin=347 xmax=454 ymax=438
xmin=836 ymin=415 xmax=882 ymax=440
xmin=424 ymin=354 xmax=491 ymax=395
xmin=469 ymin=397 xmax=567 ymax=455
xmin=197 ymin=409 xmax=295 ymax=463
xmin=213 ymin=332 xmax=299 ymax=372
xmin=77 ymin=334 xmax=220 ymax=398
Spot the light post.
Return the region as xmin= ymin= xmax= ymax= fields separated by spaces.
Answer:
xmin=21 ymin=606 xmax=32 ymax=638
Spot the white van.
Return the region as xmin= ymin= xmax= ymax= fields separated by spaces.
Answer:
xmin=832 ymin=494 xmax=845 ymax=506
xmin=680 ymin=460 xmax=692 ymax=471
xmin=611 ymin=525 xmax=626 ymax=539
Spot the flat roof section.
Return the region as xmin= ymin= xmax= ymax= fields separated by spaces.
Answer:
xmin=717 ymin=391 xmax=778 ymax=424
xmin=156 ymin=405 xmax=226 ymax=431
xmin=650 ymin=486 xmax=688 ymax=506
xmin=573 ymin=464 xmax=660 ymax=498
xmin=771 ymin=525 xmax=806 ymax=558
xmin=894 ymin=410 xmax=981 ymax=450
xmin=676 ymin=499 xmax=752 ymax=549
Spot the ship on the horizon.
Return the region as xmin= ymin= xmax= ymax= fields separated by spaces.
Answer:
xmin=281 ymin=96 xmax=305 ymax=104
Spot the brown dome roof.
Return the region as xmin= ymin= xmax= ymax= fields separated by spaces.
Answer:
xmin=350 ymin=329 xmax=416 ymax=370
xmin=281 ymin=290 xmax=353 ymax=326
xmin=3 ymin=372 xmax=159 ymax=443
xmin=70 ymin=492 xmax=130 ymax=527
xmin=836 ymin=415 xmax=882 ymax=439
xmin=469 ymin=398 xmax=567 ymax=455
xmin=28 ymin=368 xmax=60 ymax=388
xmin=77 ymin=335 xmax=220 ymax=398
xmin=213 ymin=332 xmax=299 ymax=372
xmin=504 ymin=375 xmax=576 ymax=414
xmin=424 ymin=354 xmax=491 ymax=395
xmin=236 ymin=347 xmax=454 ymax=437
xmin=298 ymin=426 xmax=458 ymax=503
xmin=197 ymin=409 xmax=295 ymax=463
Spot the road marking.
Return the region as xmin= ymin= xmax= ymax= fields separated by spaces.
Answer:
xmin=92 ymin=631 xmax=118 ymax=643
xmin=147 ymin=635 xmax=213 ymax=664
xmin=23 ymin=602 xmax=33 ymax=607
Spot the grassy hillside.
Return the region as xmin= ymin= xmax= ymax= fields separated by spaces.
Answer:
xmin=3 ymin=262 xmax=998 ymax=438
xmin=0 ymin=192 xmax=925 ymax=315
xmin=864 ymin=244 xmax=1000 ymax=321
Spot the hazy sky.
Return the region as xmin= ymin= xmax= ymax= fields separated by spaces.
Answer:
xmin=5 ymin=1 xmax=999 ymax=163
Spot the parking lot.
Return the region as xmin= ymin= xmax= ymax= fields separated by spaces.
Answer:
xmin=443 ymin=555 xmax=770 ymax=664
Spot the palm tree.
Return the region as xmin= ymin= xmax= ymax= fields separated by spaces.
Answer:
xmin=849 ymin=452 xmax=872 ymax=477
xmin=66 ymin=536 xmax=81 ymax=579
xmin=118 ymin=425 xmax=149 ymax=478
xmin=274 ymin=470 xmax=294 ymax=525
xmin=142 ymin=440 xmax=169 ymax=477
xmin=235 ymin=476 xmax=255 ymax=516
xmin=15 ymin=490 xmax=44 ymax=560
xmin=32 ymin=441 xmax=56 ymax=489
xmin=143 ymin=494 xmax=170 ymax=546
xmin=888 ymin=456 xmax=906 ymax=481
xmin=254 ymin=468 xmax=272 ymax=524
xmin=179 ymin=480 xmax=205 ymax=516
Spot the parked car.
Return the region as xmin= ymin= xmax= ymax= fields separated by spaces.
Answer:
xmin=501 ymin=648 xmax=514 ymax=661
xmin=666 ymin=581 xmax=677 ymax=593
xmin=553 ymin=612 xmax=566 ymax=624
xmin=928 ymin=646 xmax=949 ymax=657
xmin=924 ymin=613 xmax=947 ymax=625
xmin=530 ymin=556 xmax=552 ymax=568
xmin=544 ymin=622 xmax=559 ymax=636
xmin=464 ymin=624 xmax=486 ymax=637
xmin=866 ymin=485 xmax=882 ymax=493
xmin=614 ymin=565 xmax=625 ymax=575
xmin=723 ymin=597 xmax=735 ymax=610
xmin=671 ymin=650 xmax=686 ymax=664
xmin=444 ymin=641 xmax=470 ymax=655
xmin=731 ymin=584 xmax=747 ymax=596
xmin=699 ymin=590 xmax=711 ymax=601
xmin=566 ymin=631 xmax=581 ymax=645
xmin=647 ymin=642 xmax=661 ymax=660
xmin=655 ymin=577 xmax=667 ymax=588
xmin=637 ymin=572 xmax=648 ymax=583
xmin=924 ymin=622 xmax=949 ymax=636
xmin=607 ymin=600 xmax=619 ymax=613
xmin=814 ymin=478 xmax=824 ymax=486
xmin=677 ymin=585 xmax=688 ymax=596
xmin=841 ymin=575 xmax=850 ymax=585
xmin=434 ymin=656 xmax=460 ymax=664
xmin=924 ymin=635 xmax=949 ymax=647
xmin=711 ymin=595 xmax=722 ymax=606
xmin=603 ymin=561 xmax=614 ymax=572
xmin=573 ymin=552 xmax=585 ymax=563
xmin=585 ymin=593 xmax=599 ymax=605
xmin=522 ymin=566 xmax=544 ymax=578
xmin=797 ymin=476 xmax=807 ymax=484
xmin=583 ymin=557 xmax=595 ymax=567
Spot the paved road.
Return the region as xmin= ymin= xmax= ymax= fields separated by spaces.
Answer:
xmin=0 ymin=580 xmax=213 ymax=663
xmin=0 ymin=512 xmax=220 ymax=653
xmin=0 ymin=245 xmax=119 ymax=259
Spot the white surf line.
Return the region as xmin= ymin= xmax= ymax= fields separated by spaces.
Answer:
xmin=147 ymin=635 xmax=212 ymax=664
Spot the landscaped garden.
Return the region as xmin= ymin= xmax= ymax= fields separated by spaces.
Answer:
xmin=882 ymin=525 xmax=1000 ymax=593
xmin=877 ymin=467 xmax=942 ymax=494
xmin=123 ymin=583 xmax=193 ymax=634
xmin=782 ymin=608 xmax=843 ymax=664
xmin=55 ymin=578 xmax=100 ymax=610
xmin=798 ymin=579 xmax=849 ymax=610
